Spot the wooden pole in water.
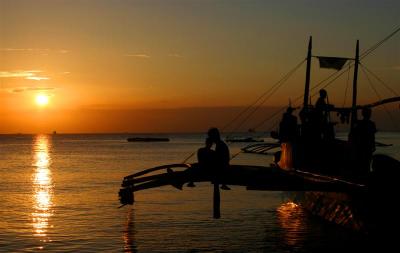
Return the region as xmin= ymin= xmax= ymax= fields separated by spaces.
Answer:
xmin=213 ymin=183 xmax=221 ymax=219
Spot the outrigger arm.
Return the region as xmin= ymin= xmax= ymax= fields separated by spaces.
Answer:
xmin=119 ymin=163 xmax=367 ymax=218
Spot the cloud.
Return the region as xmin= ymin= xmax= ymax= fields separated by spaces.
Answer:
xmin=0 ymin=70 xmax=50 ymax=81
xmin=125 ymin=54 xmax=150 ymax=58
xmin=0 ymin=70 xmax=42 ymax=78
xmin=26 ymin=76 xmax=50 ymax=81
xmin=0 ymin=48 xmax=70 ymax=54
xmin=0 ymin=48 xmax=49 ymax=52
xmin=11 ymin=87 xmax=55 ymax=93
xmin=168 ymin=53 xmax=183 ymax=58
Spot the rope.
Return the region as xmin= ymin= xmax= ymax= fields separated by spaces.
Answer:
xmin=342 ymin=63 xmax=352 ymax=107
xmin=223 ymin=59 xmax=306 ymax=135
xmin=182 ymin=152 xmax=195 ymax=163
xmin=217 ymin=60 xmax=305 ymax=161
xmin=360 ymin=65 xmax=399 ymax=130
xmin=226 ymin=63 xmax=304 ymax=138
xmin=360 ymin=63 xmax=399 ymax=97
xmin=360 ymin=26 xmax=400 ymax=59
xmin=222 ymin=59 xmax=306 ymax=132
xmin=251 ymin=106 xmax=286 ymax=131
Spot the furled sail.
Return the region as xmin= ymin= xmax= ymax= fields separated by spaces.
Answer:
xmin=317 ymin=56 xmax=348 ymax=70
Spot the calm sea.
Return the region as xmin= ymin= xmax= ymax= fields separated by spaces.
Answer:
xmin=0 ymin=132 xmax=399 ymax=252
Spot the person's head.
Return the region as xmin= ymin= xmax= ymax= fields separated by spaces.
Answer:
xmin=207 ymin=127 xmax=221 ymax=142
xmin=319 ymin=89 xmax=327 ymax=99
xmin=286 ymin=107 xmax=294 ymax=114
xmin=362 ymin=107 xmax=372 ymax=120
xmin=205 ymin=137 xmax=213 ymax=148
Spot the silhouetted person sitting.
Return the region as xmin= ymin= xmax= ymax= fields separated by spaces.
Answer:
xmin=315 ymin=89 xmax=334 ymax=140
xmin=208 ymin=128 xmax=231 ymax=190
xmin=187 ymin=138 xmax=216 ymax=187
xmin=197 ymin=137 xmax=216 ymax=168
xmin=279 ymin=107 xmax=298 ymax=142
xmin=351 ymin=107 xmax=377 ymax=177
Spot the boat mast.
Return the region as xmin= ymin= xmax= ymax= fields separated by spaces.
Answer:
xmin=350 ymin=40 xmax=360 ymax=130
xmin=303 ymin=36 xmax=312 ymax=108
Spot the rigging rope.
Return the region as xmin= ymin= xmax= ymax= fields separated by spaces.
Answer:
xmin=360 ymin=63 xmax=399 ymax=97
xmin=226 ymin=59 xmax=305 ymax=138
xmin=360 ymin=65 xmax=399 ymax=130
xmin=223 ymin=59 xmax=306 ymax=135
xmin=360 ymin=26 xmax=400 ymax=59
xmin=342 ymin=63 xmax=352 ymax=107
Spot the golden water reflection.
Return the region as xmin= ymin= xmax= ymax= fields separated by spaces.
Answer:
xmin=123 ymin=209 xmax=138 ymax=253
xmin=32 ymin=135 xmax=54 ymax=242
xmin=276 ymin=202 xmax=305 ymax=247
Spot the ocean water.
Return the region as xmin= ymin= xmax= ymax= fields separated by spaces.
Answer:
xmin=0 ymin=132 xmax=399 ymax=252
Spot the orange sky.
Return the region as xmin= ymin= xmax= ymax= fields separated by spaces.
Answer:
xmin=1 ymin=0 xmax=399 ymax=133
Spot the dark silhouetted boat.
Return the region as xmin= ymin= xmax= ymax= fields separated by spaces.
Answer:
xmin=119 ymin=32 xmax=400 ymax=235
xmin=226 ymin=137 xmax=264 ymax=143
xmin=127 ymin=137 xmax=170 ymax=142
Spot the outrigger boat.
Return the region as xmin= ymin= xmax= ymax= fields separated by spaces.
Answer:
xmin=119 ymin=33 xmax=400 ymax=234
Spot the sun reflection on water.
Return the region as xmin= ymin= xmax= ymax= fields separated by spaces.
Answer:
xmin=32 ymin=135 xmax=54 ymax=243
xmin=123 ymin=209 xmax=138 ymax=253
xmin=276 ymin=202 xmax=305 ymax=247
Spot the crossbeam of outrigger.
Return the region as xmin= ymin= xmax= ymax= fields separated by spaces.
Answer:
xmin=118 ymin=163 xmax=366 ymax=217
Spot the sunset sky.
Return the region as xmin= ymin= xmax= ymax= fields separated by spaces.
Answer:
xmin=1 ymin=0 xmax=399 ymax=133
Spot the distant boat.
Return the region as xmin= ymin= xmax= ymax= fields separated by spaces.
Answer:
xmin=127 ymin=137 xmax=170 ymax=142
xmin=226 ymin=137 xmax=264 ymax=143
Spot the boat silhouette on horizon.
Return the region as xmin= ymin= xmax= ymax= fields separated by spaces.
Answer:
xmin=127 ymin=137 xmax=170 ymax=142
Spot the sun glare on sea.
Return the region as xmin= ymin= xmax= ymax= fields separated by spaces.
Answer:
xmin=35 ymin=94 xmax=49 ymax=106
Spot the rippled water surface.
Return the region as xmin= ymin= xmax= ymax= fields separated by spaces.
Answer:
xmin=0 ymin=133 xmax=398 ymax=252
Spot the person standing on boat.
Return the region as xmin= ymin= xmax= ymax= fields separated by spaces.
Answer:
xmin=315 ymin=89 xmax=334 ymax=140
xmin=351 ymin=107 xmax=377 ymax=176
xmin=279 ymin=107 xmax=298 ymax=142
xmin=208 ymin=128 xmax=231 ymax=190
xmin=278 ymin=107 xmax=298 ymax=169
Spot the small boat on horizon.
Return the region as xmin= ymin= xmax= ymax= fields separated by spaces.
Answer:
xmin=226 ymin=137 xmax=264 ymax=143
xmin=127 ymin=137 xmax=170 ymax=142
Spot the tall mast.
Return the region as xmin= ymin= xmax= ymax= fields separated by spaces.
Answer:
xmin=350 ymin=40 xmax=359 ymax=130
xmin=303 ymin=36 xmax=312 ymax=108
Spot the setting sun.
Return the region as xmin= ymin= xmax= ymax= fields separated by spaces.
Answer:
xmin=35 ymin=94 xmax=49 ymax=106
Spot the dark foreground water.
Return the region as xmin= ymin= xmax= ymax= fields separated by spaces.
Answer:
xmin=0 ymin=133 xmax=399 ymax=252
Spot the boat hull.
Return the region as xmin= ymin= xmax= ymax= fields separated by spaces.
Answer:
xmin=288 ymin=191 xmax=367 ymax=232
